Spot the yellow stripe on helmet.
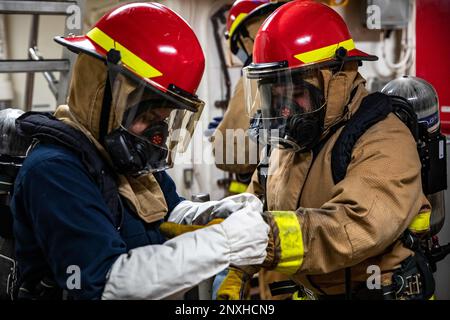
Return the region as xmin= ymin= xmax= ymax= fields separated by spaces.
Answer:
xmin=408 ymin=210 xmax=431 ymax=233
xmin=87 ymin=27 xmax=163 ymax=79
xmin=229 ymin=13 xmax=248 ymax=39
xmin=294 ymin=38 xmax=355 ymax=64
xmin=271 ymin=211 xmax=304 ymax=275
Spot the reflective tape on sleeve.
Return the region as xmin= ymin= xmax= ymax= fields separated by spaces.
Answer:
xmin=271 ymin=211 xmax=304 ymax=274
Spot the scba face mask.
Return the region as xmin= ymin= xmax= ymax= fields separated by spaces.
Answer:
xmin=103 ymin=55 xmax=204 ymax=176
xmin=244 ymin=62 xmax=326 ymax=152
xmin=104 ymin=120 xmax=169 ymax=176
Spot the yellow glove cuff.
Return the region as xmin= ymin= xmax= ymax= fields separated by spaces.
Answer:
xmin=159 ymin=218 xmax=224 ymax=239
xmin=217 ymin=267 xmax=251 ymax=300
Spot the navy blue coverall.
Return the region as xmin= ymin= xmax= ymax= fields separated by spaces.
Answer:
xmin=11 ymin=142 xmax=182 ymax=299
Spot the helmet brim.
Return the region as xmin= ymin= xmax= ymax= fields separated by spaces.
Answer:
xmin=54 ymin=35 xmax=107 ymax=61
xmin=346 ymin=48 xmax=378 ymax=61
xmin=54 ymin=35 xmax=204 ymax=113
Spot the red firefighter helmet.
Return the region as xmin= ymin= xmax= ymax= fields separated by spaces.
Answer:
xmin=252 ymin=1 xmax=377 ymax=68
xmin=55 ymin=2 xmax=205 ymax=103
xmin=225 ymin=0 xmax=286 ymax=55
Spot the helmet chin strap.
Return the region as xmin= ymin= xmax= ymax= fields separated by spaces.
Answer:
xmin=235 ymin=47 xmax=249 ymax=65
xmin=99 ymin=49 xmax=122 ymax=144
xmin=236 ymin=33 xmax=254 ymax=66
xmin=99 ymin=74 xmax=112 ymax=144
xmin=243 ymin=54 xmax=253 ymax=68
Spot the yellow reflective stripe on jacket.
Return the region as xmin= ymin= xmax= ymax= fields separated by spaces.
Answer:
xmin=87 ymin=27 xmax=163 ymax=79
xmin=271 ymin=211 xmax=304 ymax=274
xmin=294 ymin=38 xmax=355 ymax=64
xmin=292 ymin=291 xmax=308 ymax=300
xmin=408 ymin=211 xmax=431 ymax=233
xmin=229 ymin=181 xmax=248 ymax=194
xmin=229 ymin=13 xmax=248 ymax=39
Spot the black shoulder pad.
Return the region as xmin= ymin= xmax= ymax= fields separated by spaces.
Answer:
xmin=331 ymin=92 xmax=392 ymax=184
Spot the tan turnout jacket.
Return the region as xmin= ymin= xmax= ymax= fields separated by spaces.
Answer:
xmin=248 ymin=62 xmax=431 ymax=295
xmin=213 ymin=77 xmax=259 ymax=174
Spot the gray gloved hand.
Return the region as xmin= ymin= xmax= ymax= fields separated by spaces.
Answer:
xmin=168 ymin=193 xmax=262 ymax=225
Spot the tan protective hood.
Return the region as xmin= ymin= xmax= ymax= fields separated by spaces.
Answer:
xmin=319 ymin=61 xmax=366 ymax=131
xmin=54 ymin=53 xmax=168 ymax=223
xmin=213 ymin=77 xmax=258 ymax=174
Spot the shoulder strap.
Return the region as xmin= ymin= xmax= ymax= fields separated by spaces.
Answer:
xmin=257 ymin=144 xmax=271 ymax=211
xmin=331 ymin=92 xmax=393 ymax=185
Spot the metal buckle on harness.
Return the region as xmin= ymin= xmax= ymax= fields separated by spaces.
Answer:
xmin=0 ymin=245 xmax=18 ymax=300
xmin=301 ymin=287 xmax=317 ymax=300
xmin=403 ymin=274 xmax=422 ymax=297
xmin=392 ymin=273 xmax=422 ymax=299
xmin=269 ymin=280 xmax=317 ymax=300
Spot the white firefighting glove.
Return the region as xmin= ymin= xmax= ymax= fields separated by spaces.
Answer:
xmin=101 ymin=204 xmax=269 ymax=300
